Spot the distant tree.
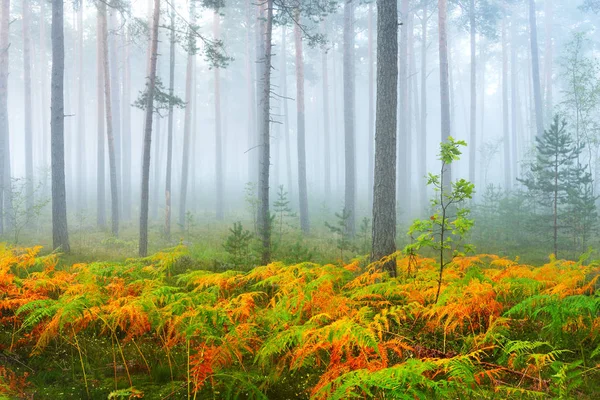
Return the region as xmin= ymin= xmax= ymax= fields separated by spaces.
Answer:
xmin=518 ymin=115 xmax=595 ymax=258
xmin=343 ymin=0 xmax=356 ymax=237
xmin=51 ymin=0 xmax=70 ymax=252
xmin=0 ymin=0 xmax=11 ymax=235
xmin=529 ymin=0 xmax=544 ymax=138
xmin=23 ymin=0 xmax=34 ymax=220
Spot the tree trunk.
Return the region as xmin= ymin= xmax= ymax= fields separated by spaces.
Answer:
xmin=96 ymin=9 xmax=106 ymax=228
xmin=122 ymin=26 xmax=131 ymax=221
xmin=245 ymin=0 xmax=257 ymax=184
xmin=439 ymin=0 xmax=452 ymax=182
xmin=295 ymin=10 xmax=310 ymax=234
xmin=502 ymin=4 xmax=511 ymax=189
xmin=76 ymin=4 xmax=85 ymax=212
xmin=0 ymin=0 xmax=9 ymax=234
xmin=40 ymin=0 xmax=49 ymax=185
xmin=544 ymin=0 xmax=553 ymax=112
xmin=343 ymin=0 xmax=356 ymax=236
xmin=214 ymin=11 xmax=224 ymax=220
xmin=139 ymin=0 xmax=161 ymax=257
xmin=367 ymin=4 xmax=374 ymax=209
xmin=469 ymin=0 xmax=477 ymax=184
xmin=281 ymin=27 xmax=293 ymax=198
xmin=419 ymin=2 xmax=428 ymax=212
xmin=372 ymin=0 xmax=398 ymax=277
xmin=511 ymin=8 xmax=519 ymax=182
xmin=178 ymin=2 xmax=195 ymax=229
xmin=322 ymin=20 xmax=332 ymax=202
xmin=51 ymin=0 xmax=70 ymax=252
xmin=529 ymin=0 xmax=544 ymax=138
xmin=23 ymin=0 xmax=34 ymax=217
xmin=100 ymin=1 xmax=119 ymax=237
xmin=397 ymin=0 xmax=408 ymax=216
xmin=108 ymin=11 xmax=122 ymax=216
xmin=165 ymin=5 xmax=175 ymax=238
xmin=257 ymin=0 xmax=273 ymax=264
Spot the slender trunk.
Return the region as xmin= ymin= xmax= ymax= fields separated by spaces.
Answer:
xmin=502 ymin=5 xmax=511 ymax=189
xmin=367 ymin=4 xmax=374 ymax=209
xmin=257 ymin=0 xmax=273 ymax=263
xmin=152 ymin=106 xmax=160 ymax=219
xmin=323 ymin=21 xmax=332 ymax=202
xmin=108 ymin=11 xmax=122 ymax=216
xmin=554 ymin=154 xmax=558 ymax=257
xmin=0 ymin=0 xmax=9 ymax=234
xmin=122 ymin=28 xmax=131 ymax=220
xmin=100 ymin=2 xmax=119 ymax=237
xmin=214 ymin=12 xmax=224 ymax=220
xmin=372 ymin=0 xmax=398 ymax=277
xmin=165 ymin=6 xmax=175 ymax=238
xmin=245 ymin=0 xmax=257 ymax=184
xmin=51 ymin=0 xmax=70 ymax=252
xmin=469 ymin=0 xmax=477 ymax=184
xmin=439 ymin=0 xmax=452 ymax=182
xmin=281 ymin=27 xmax=292 ymax=198
xmin=295 ymin=10 xmax=310 ymax=234
xmin=40 ymin=0 xmax=49 ymax=184
xmin=529 ymin=0 xmax=544 ymax=138
xmin=397 ymin=0 xmax=409 ymax=215
xmin=510 ymin=9 xmax=519 ymax=182
xmin=139 ymin=0 xmax=161 ymax=257
xmin=178 ymin=2 xmax=195 ymax=228
xmin=76 ymin=5 xmax=85 ymax=212
xmin=419 ymin=3 xmax=428 ymax=213
xmin=97 ymin=9 xmax=106 ymax=228
xmin=544 ymin=0 xmax=553 ymax=112
xmin=343 ymin=0 xmax=356 ymax=236
xmin=23 ymin=0 xmax=34 ymax=216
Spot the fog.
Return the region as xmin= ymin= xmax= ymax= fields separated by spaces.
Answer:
xmin=2 ymin=0 xmax=600 ymax=261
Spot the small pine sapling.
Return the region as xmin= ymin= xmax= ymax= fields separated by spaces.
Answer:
xmin=326 ymin=208 xmax=355 ymax=263
xmin=244 ymin=182 xmax=259 ymax=233
xmin=404 ymin=137 xmax=475 ymax=303
xmin=223 ymin=222 xmax=253 ymax=269
xmin=273 ymin=185 xmax=296 ymax=243
xmin=358 ymin=217 xmax=371 ymax=254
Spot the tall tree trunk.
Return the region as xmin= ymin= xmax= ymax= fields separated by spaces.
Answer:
xmin=214 ymin=11 xmax=224 ymax=220
xmin=97 ymin=9 xmax=106 ymax=228
xmin=544 ymin=0 xmax=553 ymax=111
xmin=100 ymin=1 xmax=119 ymax=237
xmin=529 ymin=0 xmax=544 ymax=138
xmin=76 ymin=4 xmax=85 ymax=212
xmin=23 ymin=0 xmax=34 ymax=217
xmin=257 ymin=0 xmax=273 ymax=264
xmin=139 ymin=0 xmax=161 ymax=257
xmin=419 ymin=3 xmax=428 ymax=213
xmin=245 ymin=0 xmax=257 ymax=184
xmin=372 ymin=0 xmax=398 ymax=277
xmin=152 ymin=105 xmax=161 ymax=219
xmin=510 ymin=7 xmax=519 ymax=182
xmin=439 ymin=0 xmax=452 ymax=182
xmin=295 ymin=10 xmax=310 ymax=234
xmin=322 ymin=21 xmax=332 ymax=202
xmin=0 ymin=0 xmax=9 ymax=234
xmin=108 ymin=11 xmax=122 ymax=216
xmin=397 ymin=0 xmax=408 ymax=216
xmin=122 ymin=26 xmax=131 ymax=220
xmin=40 ymin=0 xmax=49 ymax=184
xmin=281 ymin=27 xmax=292 ymax=197
xmin=502 ymin=5 xmax=511 ymax=189
xmin=165 ymin=5 xmax=175 ymax=238
xmin=469 ymin=0 xmax=477 ymax=184
xmin=367 ymin=4 xmax=374 ymax=209
xmin=51 ymin=0 xmax=70 ymax=252
xmin=343 ymin=0 xmax=356 ymax=236
xmin=178 ymin=2 xmax=195 ymax=229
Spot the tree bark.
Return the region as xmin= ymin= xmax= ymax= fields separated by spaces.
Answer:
xmin=0 ymin=0 xmax=9 ymax=234
xmin=372 ymin=0 xmax=398 ymax=277
xmin=96 ymin=8 xmax=106 ymax=228
xmin=529 ymin=0 xmax=544 ymax=138
xmin=139 ymin=0 xmax=161 ymax=257
xmin=23 ymin=0 xmax=34 ymax=217
xmin=108 ymin=11 xmax=122 ymax=216
xmin=511 ymin=7 xmax=519 ymax=182
xmin=419 ymin=1 xmax=428 ymax=213
xmin=100 ymin=1 xmax=119 ymax=237
xmin=469 ymin=0 xmax=477 ymax=184
xmin=257 ymin=0 xmax=273 ymax=264
xmin=51 ymin=0 xmax=70 ymax=252
xmin=343 ymin=0 xmax=356 ymax=236
xmin=397 ymin=0 xmax=408 ymax=216
xmin=76 ymin=4 xmax=85 ymax=212
xmin=214 ymin=11 xmax=224 ymax=220
xmin=122 ymin=25 xmax=131 ymax=221
xmin=281 ymin=27 xmax=292 ymax=198
xmin=165 ymin=5 xmax=175 ymax=238
xmin=40 ymin=0 xmax=49 ymax=185
xmin=245 ymin=0 xmax=257 ymax=184
xmin=544 ymin=0 xmax=553 ymax=112
xmin=295 ymin=10 xmax=310 ymax=234
xmin=322 ymin=20 xmax=332 ymax=202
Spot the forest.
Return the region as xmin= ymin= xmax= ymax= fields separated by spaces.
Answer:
xmin=1 ymin=0 xmax=600 ymax=398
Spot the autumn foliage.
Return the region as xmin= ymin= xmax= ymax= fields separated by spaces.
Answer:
xmin=0 ymin=245 xmax=599 ymax=398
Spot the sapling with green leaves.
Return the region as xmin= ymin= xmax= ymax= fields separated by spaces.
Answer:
xmin=223 ymin=221 xmax=253 ymax=269
xmin=326 ymin=208 xmax=355 ymax=263
xmin=404 ymin=137 xmax=475 ymax=303
xmin=273 ymin=185 xmax=296 ymax=243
